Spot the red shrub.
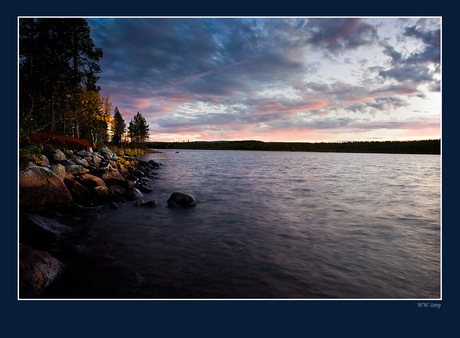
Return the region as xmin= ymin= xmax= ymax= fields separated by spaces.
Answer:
xmin=26 ymin=133 xmax=93 ymax=150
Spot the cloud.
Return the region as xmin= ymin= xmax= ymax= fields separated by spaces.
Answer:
xmin=375 ymin=18 xmax=440 ymax=92
xmin=306 ymin=18 xmax=378 ymax=52
xmin=86 ymin=17 xmax=440 ymax=141
xmin=379 ymin=64 xmax=434 ymax=83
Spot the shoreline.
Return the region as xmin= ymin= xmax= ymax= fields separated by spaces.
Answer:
xmin=147 ymin=139 xmax=441 ymax=155
xmin=18 ymin=145 xmax=164 ymax=298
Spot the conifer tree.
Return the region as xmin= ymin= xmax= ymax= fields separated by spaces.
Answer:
xmin=19 ymin=18 xmax=103 ymax=138
xmin=128 ymin=112 xmax=149 ymax=146
xmin=111 ymin=107 xmax=126 ymax=146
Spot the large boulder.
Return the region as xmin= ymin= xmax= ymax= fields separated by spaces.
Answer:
xmin=19 ymin=166 xmax=73 ymax=209
xmin=101 ymin=169 xmax=128 ymax=188
xmin=19 ymin=244 xmax=65 ymax=297
xmin=167 ymin=192 xmax=197 ymax=208
xmin=124 ymin=187 xmax=142 ymax=201
xmin=24 ymin=214 xmax=73 ymax=236
xmin=47 ymin=149 xmax=66 ymax=162
xmin=76 ymin=174 xmax=106 ymax=190
xmin=67 ymin=180 xmax=92 ymax=204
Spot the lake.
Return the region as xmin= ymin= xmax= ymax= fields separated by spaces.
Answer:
xmin=47 ymin=150 xmax=441 ymax=299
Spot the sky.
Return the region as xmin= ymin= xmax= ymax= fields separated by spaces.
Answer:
xmin=87 ymin=17 xmax=441 ymax=142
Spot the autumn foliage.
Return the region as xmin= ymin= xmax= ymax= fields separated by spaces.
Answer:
xmin=25 ymin=132 xmax=93 ymax=150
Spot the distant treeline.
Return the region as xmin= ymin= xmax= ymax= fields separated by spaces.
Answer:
xmin=147 ymin=139 xmax=440 ymax=154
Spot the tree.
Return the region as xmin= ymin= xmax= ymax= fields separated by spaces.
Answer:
xmin=74 ymin=88 xmax=111 ymax=147
xmin=19 ymin=18 xmax=103 ymax=139
xmin=128 ymin=112 xmax=149 ymax=146
xmin=111 ymin=107 xmax=126 ymax=146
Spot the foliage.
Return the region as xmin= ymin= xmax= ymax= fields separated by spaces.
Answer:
xmin=24 ymin=132 xmax=93 ymax=150
xmin=74 ymin=88 xmax=111 ymax=146
xmin=147 ymin=139 xmax=441 ymax=155
xmin=19 ymin=18 xmax=103 ymax=142
xmin=110 ymin=146 xmax=153 ymax=157
xmin=111 ymin=107 xmax=126 ymax=146
xmin=128 ymin=112 xmax=149 ymax=145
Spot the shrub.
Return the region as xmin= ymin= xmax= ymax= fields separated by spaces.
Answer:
xmin=25 ymin=133 xmax=93 ymax=151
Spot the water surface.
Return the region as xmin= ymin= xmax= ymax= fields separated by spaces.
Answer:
xmin=48 ymin=150 xmax=441 ymax=299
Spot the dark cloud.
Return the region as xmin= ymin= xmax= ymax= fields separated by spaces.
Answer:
xmin=90 ymin=18 xmax=309 ymax=99
xmin=85 ymin=17 xmax=440 ymax=141
xmin=403 ymin=20 xmax=440 ymax=65
xmin=306 ymin=18 xmax=378 ymax=52
xmin=376 ymin=18 xmax=440 ymax=90
xmin=379 ymin=64 xmax=433 ymax=83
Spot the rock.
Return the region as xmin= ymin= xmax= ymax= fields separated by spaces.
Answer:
xmin=142 ymin=200 xmax=157 ymax=207
xmin=63 ymin=149 xmax=74 ymax=157
xmin=148 ymin=159 xmax=161 ymax=168
xmin=77 ymin=174 xmax=106 ymax=189
xmin=19 ymin=244 xmax=65 ymax=297
xmin=136 ymin=185 xmax=153 ymax=193
xmin=124 ymin=187 xmax=142 ymax=201
xmin=75 ymin=157 xmax=89 ymax=166
xmin=75 ymin=150 xmax=92 ymax=158
xmin=20 ymin=153 xmax=49 ymax=169
xmin=38 ymin=154 xmax=50 ymax=167
xmin=134 ymin=199 xmax=145 ymax=206
xmin=91 ymin=155 xmax=102 ymax=166
xmin=65 ymin=164 xmax=88 ymax=175
xmin=98 ymin=146 xmax=115 ymax=160
xmin=64 ymin=172 xmax=75 ymax=185
xmin=24 ymin=214 xmax=73 ymax=236
xmin=50 ymin=164 xmax=66 ymax=181
xmin=167 ymin=192 xmax=197 ymax=208
xmin=132 ymin=169 xmax=145 ymax=178
xmin=67 ymin=180 xmax=92 ymax=204
xmin=47 ymin=149 xmax=66 ymax=162
xmin=93 ymin=186 xmax=110 ymax=202
xmin=58 ymin=159 xmax=76 ymax=167
xmin=116 ymin=163 xmax=129 ymax=175
xmin=101 ymin=169 xmax=128 ymax=188
xmin=108 ymin=185 xmax=126 ymax=201
xmin=19 ymin=166 xmax=73 ymax=209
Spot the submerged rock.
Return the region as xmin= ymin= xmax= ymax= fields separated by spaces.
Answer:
xmin=167 ymin=192 xmax=197 ymax=208
xmin=19 ymin=244 xmax=65 ymax=297
xmin=124 ymin=187 xmax=143 ymax=201
xmin=24 ymin=214 xmax=73 ymax=236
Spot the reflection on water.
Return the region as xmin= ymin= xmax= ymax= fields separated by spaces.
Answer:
xmin=46 ymin=150 xmax=441 ymax=299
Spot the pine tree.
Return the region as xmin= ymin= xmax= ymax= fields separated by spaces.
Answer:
xmin=128 ymin=112 xmax=149 ymax=146
xmin=19 ymin=18 xmax=103 ymax=139
xmin=111 ymin=107 xmax=126 ymax=146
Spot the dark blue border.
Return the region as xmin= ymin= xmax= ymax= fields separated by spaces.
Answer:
xmin=7 ymin=1 xmax=456 ymax=336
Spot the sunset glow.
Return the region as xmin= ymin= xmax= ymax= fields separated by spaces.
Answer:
xmin=88 ymin=17 xmax=441 ymax=142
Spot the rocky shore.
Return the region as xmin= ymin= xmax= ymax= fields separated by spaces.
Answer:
xmin=18 ymin=145 xmax=196 ymax=298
